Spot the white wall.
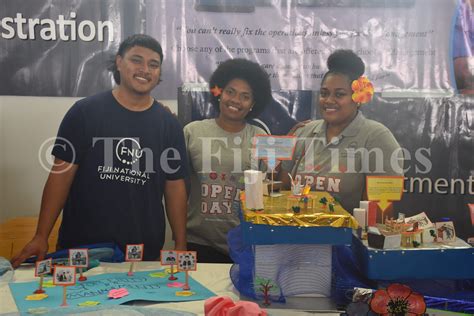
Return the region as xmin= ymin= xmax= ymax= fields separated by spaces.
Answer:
xmin=0 ymin=97 xmax=4 ymax=224
xmin=0 ymin=95 xmax=178 ymax=248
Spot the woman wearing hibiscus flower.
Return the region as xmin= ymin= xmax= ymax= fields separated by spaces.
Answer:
xmin=281 ymin=49 xmax=403 ymax=213
xmin=184 ymin=59 xmax=272 ymax=262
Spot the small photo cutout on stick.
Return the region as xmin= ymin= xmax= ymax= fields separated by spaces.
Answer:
xmin=126 ymin=244 xmax=144 ymax=262
xmin=53 ymin=266 xmax=76 ymax=286
xmin=160 ymin=250 xmax=178 ymax=266
xmin=177 ymin=251 xmax=197 ymax=271
xmin=69 ymin=248 xmax=89 ymax=267
xmin=35 ymin=258 xmax=52 ymax=277
xmin=161 ymin=250 xmax=179 ymax=280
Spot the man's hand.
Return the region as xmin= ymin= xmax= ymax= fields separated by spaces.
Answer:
xmin=10 ymin=235 xmax=49 ymax=268
xmin=11 ymin=158 xmax=78 ymax=268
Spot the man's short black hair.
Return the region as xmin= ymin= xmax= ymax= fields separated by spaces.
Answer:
xmin=209 ymin=58 xmax=272 ymax=119
xmin=109 ymin=34 xmax=164 ymax=84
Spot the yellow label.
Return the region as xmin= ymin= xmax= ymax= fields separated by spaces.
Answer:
xmin=149 ymin=271 xmax=168 ymax=278
xmin=175 ymin=290 xmax=195 ymax=297
xmin=366 ymin=176 xmax=404 ymax=211
xmin=78 ymin=301 xmax=101 ymax=307
xmin=42 ymin=280 xmax=55 ymax=288
xmin=25 ymin=294 xmax=48 ymax=301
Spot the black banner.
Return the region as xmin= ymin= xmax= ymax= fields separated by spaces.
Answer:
xmin=179 ymin=90 xmax=474 ymax=240
xmin=0 ymin=0 xmax=144 ymax=96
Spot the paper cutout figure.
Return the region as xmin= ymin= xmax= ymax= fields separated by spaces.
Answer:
xmin=108 ymin=288 xmax=129 ymax=299
xmin=42 ymin=280 xmax=55 ymax=288
xmin=291 ymin=182 xmax=304 ymax=196
xmin=288 ymin=173 xmax=304 ymax=196
xmin=149 ymin=271 xmax=168 ymax=278
xmin=167 ymin=282 xmax=186 ymax=288
xmin=404 ymin=212 xmax=433 ymax=230
xmin=77 ymin=301 xmax=101 ymax=306
xmin=175 ymin=290 xmax=195 ymax=296
xmin=27 ymin=307 xmax=50 ymax=315
xmin=302 ymin=184 xmax=311 ymax=196
xmin=435 ymin=221 xmax=456 ymax=242
xmin=25 ymin=293 xmax=48 ymax=301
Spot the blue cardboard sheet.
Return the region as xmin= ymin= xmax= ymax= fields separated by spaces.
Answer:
xmin=240 ymin=221 xmax=352 ymax=246
xmin=9 ymin=270 xmax=215 ymax=312
xmin=353 ymin=236 xmax=474 ymax=280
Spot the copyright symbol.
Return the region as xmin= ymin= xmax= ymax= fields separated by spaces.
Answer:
xmin=38 ymin=137 xmax=76 ymax=174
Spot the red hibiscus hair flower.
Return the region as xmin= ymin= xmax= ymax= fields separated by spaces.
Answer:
xmin=210 ymin=85 xmax=222 ymax=97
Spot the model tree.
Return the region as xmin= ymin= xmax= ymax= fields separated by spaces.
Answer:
xmin=254 ymin=276 xmax=279 ymax=306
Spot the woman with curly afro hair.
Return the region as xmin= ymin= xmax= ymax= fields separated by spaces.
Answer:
xmin=184 ymin=58 xmax=272 ymax=262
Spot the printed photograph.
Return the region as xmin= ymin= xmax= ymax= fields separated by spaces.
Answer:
xmin=126 ymin=244 xmax=144 ymax=261
xmin=161 ymin=250 xmax=178 ymax=265
xmin=35 ymin=258 xmax=52 ymax=277
xmin=177 ymin=251 xmax=197 ymax=271
xmin=53 ymin=266 xmax=76 ymax=285
xmin=435 ymin=221 xmax=456 ymax=242
xmin=404 ymin=212 xmax=433 ymax=230
xmin=69 ymin=248 xmax=88 ymax=267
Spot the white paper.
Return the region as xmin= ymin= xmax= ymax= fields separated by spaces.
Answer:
xmin=404 ymin=212 xmax=433 ymax=230
xmin=353 ymin=208 xmax=367 ymax=228
xmin=244 ymin=170 xmax=264 ymax=210
xmin=359 ymin=201 xmax=370 ymax=224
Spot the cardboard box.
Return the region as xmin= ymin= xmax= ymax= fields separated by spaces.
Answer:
xmin=367 ymin=232 xmax=401 ymax=249
xmin=353 ymin=235 xmax=474 ymax=280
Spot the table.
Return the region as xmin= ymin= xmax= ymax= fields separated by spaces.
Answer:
xmin=0 ymin=262 xmax=237 ymax=315
xmin=2 ymin=262 xmax=460 ymax=315
xmin=0 ymin=262 xmax=343 ymax=316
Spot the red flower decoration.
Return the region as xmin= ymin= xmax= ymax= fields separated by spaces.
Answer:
xmin=370 ymin=283 xmax=426 ymax=316
xmin=210 ymin=85 xmax=222 ymax=97
xmin=351 ymin=76 xmax=374 ymax=105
